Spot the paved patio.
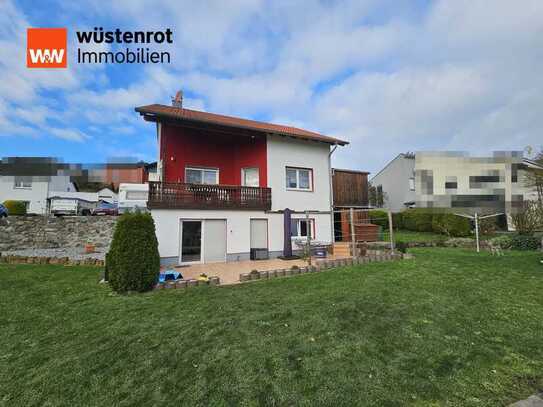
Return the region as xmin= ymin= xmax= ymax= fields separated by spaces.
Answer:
xmin=164 ymin=255 xmax=350 ymax=285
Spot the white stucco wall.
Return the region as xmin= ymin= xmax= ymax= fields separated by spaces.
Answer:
xmin=266 ymin=135 xmax=332 ymax=212
xmin=0 ymin=175 xmax=77 ymax=214
xmin=0 ymin=177 xmax=49 ymax=214
xmin=152 ymin=209 xmax=332 ymax=262
xmin=370 ymin=154 xmax=416 ymax=212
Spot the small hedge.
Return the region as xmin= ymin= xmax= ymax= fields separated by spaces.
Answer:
xmin=368 ymin=210 xmax=389 ymax=228
xmin=401 ymin=209 xmax=434 ymax=232
xmin=394 ymin=209 xmax=472 ymax=237
xmin=108 ymin=212 xmax=160 ymax=293
xmin=432 ymin=213 xmax=471 ymax=237
xmin=489 ymin=234 xmax=541 ymax=251
xmin=510 ymin=235 xmax=541 ymax=251
xmin=2 ymin=200 xmax=27 ymax=215
xmin=392 ymin=212 xmax=404 ymax=229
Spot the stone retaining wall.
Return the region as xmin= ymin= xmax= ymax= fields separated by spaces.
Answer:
xmin=155 ymin=276 xmax=220 ymax=290
xmin=0 ymin=254 xmax=104 ymax=267
xmin=0 ymin=216 xmax=117 ymax=251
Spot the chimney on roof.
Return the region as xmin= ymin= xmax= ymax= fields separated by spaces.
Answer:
xmin=171 ymin=90 xmax=183 ymax=108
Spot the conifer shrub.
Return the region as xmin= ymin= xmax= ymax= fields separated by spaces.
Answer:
xmin=108 ymin=212 xmax=160 ymax=293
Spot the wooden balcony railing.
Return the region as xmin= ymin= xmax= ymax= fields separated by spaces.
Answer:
xmin=148 ymin=181 xmax=272 ymax=211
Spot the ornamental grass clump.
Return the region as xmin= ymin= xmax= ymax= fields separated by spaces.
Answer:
xmin=108 ymin=212 xmax=160 ymax=293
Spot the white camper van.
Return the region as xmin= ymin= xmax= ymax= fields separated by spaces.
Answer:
xmin=118 ymin=183 xmax=149 ymax=214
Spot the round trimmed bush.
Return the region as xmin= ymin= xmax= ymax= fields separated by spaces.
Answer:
xmin=432 ymin=213 xmax=471 ymax=237
xmin=2 ymin=200 xmax=27 ymax=215
xmin=108 ymin=212 xmax=160 ymax=293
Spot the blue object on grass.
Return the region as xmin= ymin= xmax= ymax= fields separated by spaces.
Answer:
xmin=159 ymin=270 xmax=182 ymax=282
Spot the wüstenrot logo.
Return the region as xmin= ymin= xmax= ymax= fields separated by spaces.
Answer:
xmin=27 ymin=28 xmax=67 ymax=68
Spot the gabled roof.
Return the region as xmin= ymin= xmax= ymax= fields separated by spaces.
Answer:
xmin=370 ymin=153 xmax=414 ymax=181
xmin=135 ymin=104 xmax=348 ymax=146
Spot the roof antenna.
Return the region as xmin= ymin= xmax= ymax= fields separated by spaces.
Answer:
xmin=171 ymin=90 xmax=183 ymax=108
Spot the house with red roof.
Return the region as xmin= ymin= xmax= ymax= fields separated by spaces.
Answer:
xmin=135 ymin=93 xmax=348 ymax=265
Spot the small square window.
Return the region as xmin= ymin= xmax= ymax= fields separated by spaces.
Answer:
xmin=14 ymin=177 xmax=32 ymax=189
xmin=286 ymin=167 xmax=312 ymax=191
xmin=445 ymin=182 xmax=458 ymax=189
xmin=291 ymin=219 xmax=313 ymax=238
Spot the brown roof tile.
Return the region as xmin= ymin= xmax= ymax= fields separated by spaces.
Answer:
xmin=135 ymin=104 xmax=348 ymax=146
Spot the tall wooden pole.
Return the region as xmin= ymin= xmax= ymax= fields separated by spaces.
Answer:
xmin=388 ymin=210 xmax=395 ymax=252
xmin=350 ymin=208 xmax=356 ymax=258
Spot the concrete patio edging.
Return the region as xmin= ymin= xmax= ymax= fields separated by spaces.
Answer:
xmin=239 ymin=252 xmax=406 ymax=283
xmin=154 ymin=276 xmax=220 ymax=290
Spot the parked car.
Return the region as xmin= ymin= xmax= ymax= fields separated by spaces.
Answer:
xmin=0 ymin=204 xmax=8 ymax=218
xmin=49 ymin=197 xmax=95 ymax=216
xmin=92 ymin=201 xmax=118 ymax=216
xmin=118 ymin=183 xmax=148 ymax=213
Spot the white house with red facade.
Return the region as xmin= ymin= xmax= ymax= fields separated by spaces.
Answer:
xmin=135 ymin=98 xmax=348 ymax=266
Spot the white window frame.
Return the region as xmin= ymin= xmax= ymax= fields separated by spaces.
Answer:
xmin=241 ymin=167 xmax=259 ymax=187
xmin=290 ymin=218 xmax=315 ymax=239
xmin=286 ymin=167 xmax=313 ymax=191
xmin=409 ymin=177 xmax=415 ymax=191
xmin=185 ymin=167 xmax=219 ymax=185
xmin=14 ymin=177 xmax=32 ymax=189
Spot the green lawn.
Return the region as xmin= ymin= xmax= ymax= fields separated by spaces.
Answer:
xmin=1 ymin=249 xmax=543 ymax=406
xmin=393 ymin=230 xmax=499 ymax=243
xmin=394 ymin=230 xmax=449 ymax=243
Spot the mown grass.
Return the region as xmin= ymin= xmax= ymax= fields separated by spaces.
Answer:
xmin=1 ymin=249 xmax=543 ymax=406
xmin=394 ymin=230 xmax=449 ymax=243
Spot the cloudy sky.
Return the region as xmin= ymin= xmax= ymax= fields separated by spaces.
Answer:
xmin=1 ymin=0 xmax=542 ymax=174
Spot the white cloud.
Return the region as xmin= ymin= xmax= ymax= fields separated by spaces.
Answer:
xmin=0 ymin=0 xmax=541 ymax=172
xmin=49 ymin=128 xmax=88 ymax=142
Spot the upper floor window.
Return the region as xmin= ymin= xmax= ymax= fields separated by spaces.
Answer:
xmin=445 ymin=182 xmax=458 ymax=189
xmin=286 ymin=167 xmax=312 ymax=191
xmin=242 ymin=167 xmax=259 ymax=187
xmin=408 ymin=177 xmax=415 ymax=191
xmin=185 ymin=167 xmax=219 ymax=185
xmin=14 ymin=177 xmax=32 ymax=189
xmin=470 ymin=175 xmax=500 ymax=183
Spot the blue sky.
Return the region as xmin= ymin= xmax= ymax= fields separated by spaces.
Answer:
xmin=1 ymin=0 xmax=542 ymax=174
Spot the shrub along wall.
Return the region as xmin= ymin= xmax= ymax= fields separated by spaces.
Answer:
xmin=3 ymin=200 xmax=27 ymax=216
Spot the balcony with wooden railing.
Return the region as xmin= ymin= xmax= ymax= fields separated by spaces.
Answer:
xmin=148 ymin=181 xmax=272 ymax=211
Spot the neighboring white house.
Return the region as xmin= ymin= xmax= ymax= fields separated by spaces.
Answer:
xmin=135 ymin=102 xmax=348 ymax=265
xmin=0 ymin=174 xmax=77 ymax=214
xmin=370 ymin=153 xmax=416 ymax=212
xmin=371 ymin=151 xmax=542 ymax=219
